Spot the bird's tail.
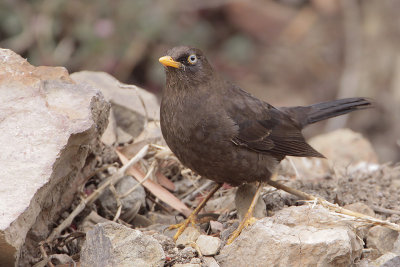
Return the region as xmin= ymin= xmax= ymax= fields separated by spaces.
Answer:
xmin=282 ymin=97 xmax=373 ymax=128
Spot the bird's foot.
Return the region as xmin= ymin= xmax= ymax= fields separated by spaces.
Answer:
xmin=226 ymin=216 xmax=258 ymax=245
xmin=168 ymin=213 xmax=198 ymax=241
xmin=168 ymin=183 xmax=223 ymax=242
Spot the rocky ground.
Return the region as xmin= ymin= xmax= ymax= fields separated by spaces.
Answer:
xmin=1 ymin=48 xmax=400 ymax=267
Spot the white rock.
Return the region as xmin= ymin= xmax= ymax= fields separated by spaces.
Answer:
xmin=81 ymin=222 xmax=165 ymax=267
xmin=176 ymin=226 xmax=201 ymax=246
xmin=0 ymin=48 xmax=109 ymax=266
xmin=216 ymin=205 xmax=363 ymax=267
xmin=203 ymin=257 xmax=220 ymax=267
xmin=196 ymin=235 xmax=221 ymax=256
xmin=190 ymin=258 xmax=201 ymax=264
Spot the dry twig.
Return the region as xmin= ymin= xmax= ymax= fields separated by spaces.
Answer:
xmin=267 ymin=180 xmax=400 ymax=232
xmin=46 ymin=145 xmax=149 ymax=242
xmin=372 ymin=205 xmax=400 ymax=216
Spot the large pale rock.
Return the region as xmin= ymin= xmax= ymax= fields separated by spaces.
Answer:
xmin=0 ymin=49 xmax=109 ymax=266
xmin=279 ymin=128 xmax=378 ymax=178
xmin=81 ymin=222 xmax=165 ymax=267
xmin=71 ymin=71 xmax=160 ymax=142
xmin=216 ymin=205 xmax=363 ymax=267
xmin=309 ymin=128 xmax=378 ymax=163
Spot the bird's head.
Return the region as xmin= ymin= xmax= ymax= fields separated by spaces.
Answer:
xmin=159 ymin=46 xmax=214 ymax=86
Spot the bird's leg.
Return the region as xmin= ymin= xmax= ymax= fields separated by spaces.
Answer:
xmin=169 ymin=182 xmax=223 ymax=241
xmin=227 ymin=181 xmax=263 ymax=245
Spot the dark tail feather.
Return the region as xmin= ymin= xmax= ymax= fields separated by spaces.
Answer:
xmin=282 ymin=97 xmax=373 ymax=128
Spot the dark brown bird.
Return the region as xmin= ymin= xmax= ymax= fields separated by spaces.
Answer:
xmin=159 ymin=46 xmax=372 ymax=243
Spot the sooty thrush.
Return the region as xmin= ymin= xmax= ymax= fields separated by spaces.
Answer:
xmin=159 ymin=46 xmax=372 ymax=243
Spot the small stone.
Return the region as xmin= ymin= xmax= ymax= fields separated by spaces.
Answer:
xmin=173 ymin=264 xmax=201 ymax=267
xmin=367 ymin=226 xmax=399 ymax=254
xmin=151 ymin=233 xmax=175 ymax=254
xmin=210 ymin=220 xmax=224 ymax=234
xmin=176 ymin=226 xmax=201 ymax=246
xmin=203 ymin=256 xmax=220 ymax=267
xmin=190 ymin=257 xmax=201 ymax=264
xmin=81 ymin=222 xmax=164 ymax=267
xmin=180 ymin=246 xmax=197 ymax=259
xmin=99 ymin=175 xmax=145 ymax=222
xmin=196 ymin=235 xmax=222 ymax=256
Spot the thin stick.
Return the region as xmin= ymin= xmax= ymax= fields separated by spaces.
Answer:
xmin=287 ymin=157 xmax=300 ymax=178
xmin=112 ymin=161 xmax=156 ymax=221
xmin=39 ymin=243 xmax=55 ymax=267
xmin=109 ymin=184 xmax=123 ymax=222
xmin=372 ymin=205 xmax=400 ymax=216
xmin=182 ymin=180 xmax=214 ymax=203
xmin=46 ymin=145 xmax=149 ymax=242
xmin=266 ymin=180 xmax=400 ymax=232
xmin=120 ymin=161 xmax=156 ymax=198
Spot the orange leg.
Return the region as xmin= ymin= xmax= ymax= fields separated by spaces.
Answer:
xmin=169 ymin=182 xmax=223 ymax=241
xmin=227 ymin=182 xmax=263 ymax=245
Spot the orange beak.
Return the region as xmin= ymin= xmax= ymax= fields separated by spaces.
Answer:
xmin=159 ymin=56 xmax=181 ymax=69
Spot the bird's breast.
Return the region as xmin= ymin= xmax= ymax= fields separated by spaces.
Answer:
xmin=160 ymin=93 xmax=278 ymax=185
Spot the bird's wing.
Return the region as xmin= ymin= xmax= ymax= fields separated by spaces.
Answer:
xmin=228 ymin=86 xmax=323 ymax=160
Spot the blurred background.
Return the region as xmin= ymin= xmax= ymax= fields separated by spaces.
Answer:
xmin=1 ymin=0 xmax=399 ymax=162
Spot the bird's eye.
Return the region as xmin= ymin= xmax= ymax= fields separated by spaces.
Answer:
xmin=187 ymin=54 xmax=198 ymax=65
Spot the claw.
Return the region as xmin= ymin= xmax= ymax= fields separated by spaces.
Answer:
xmin=168 ymin=183 xmax=223 ymax=241
xmin=169 ymin=214 xmax=198 ymax=240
